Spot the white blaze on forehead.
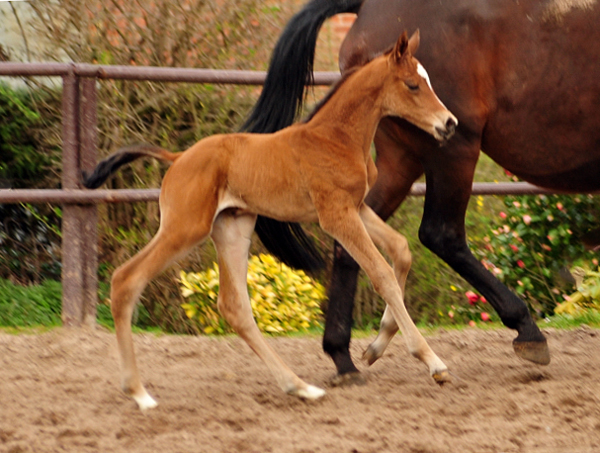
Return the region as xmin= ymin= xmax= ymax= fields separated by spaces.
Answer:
xmin=417 ymin=63 xmax=433 ymax=89
xmin=416 ymin=62 xmax=453 ymax=113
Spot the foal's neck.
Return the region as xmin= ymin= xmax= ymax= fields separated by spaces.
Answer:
xmin=306 ymin=59 xmax=388 ymax=154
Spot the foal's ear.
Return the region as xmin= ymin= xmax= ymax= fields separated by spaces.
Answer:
xmin=392 ymin=29 xmax=419 ymax=64
xmin=392 ymin=31 xmax=409 ymax=63
xmin=407 ymin=29 xmax=420 ymax=55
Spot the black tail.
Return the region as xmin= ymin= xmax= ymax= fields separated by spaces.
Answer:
xmin=243 ymin=0 xmax=363 ymax=272
xmin=82 ymin=144 xmax=175 ymax=189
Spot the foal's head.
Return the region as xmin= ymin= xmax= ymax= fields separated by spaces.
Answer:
xmin=381 ymin=31 xmax=457 ymax=142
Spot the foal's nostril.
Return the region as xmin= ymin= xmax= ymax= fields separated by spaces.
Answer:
xmin=439 ymin=116 xmax=457 ymax=140
xmin=435 ymin=116 xmax=457 ymax=141
xmin=446 ymin=117 xmax=457 ymax=134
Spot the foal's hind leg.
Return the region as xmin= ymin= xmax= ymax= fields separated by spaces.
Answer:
xmin=211 ymin=211 xmax=326 ymax=399
xmin=363 ymin=306 xmax=398 ymax=365
xmin=111 ymin=225 xmax=210 ymax=409
xmin=318 ymin=202 xmax=447 ymax=384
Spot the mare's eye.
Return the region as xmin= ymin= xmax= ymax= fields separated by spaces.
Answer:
xmin=405 ymin=80 xmax=419 ymax=91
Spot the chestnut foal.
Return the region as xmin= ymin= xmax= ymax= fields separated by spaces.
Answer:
xmin=84 ymin=31 xmax=457 ymax=409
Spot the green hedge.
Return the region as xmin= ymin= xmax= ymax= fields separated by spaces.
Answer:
xmin=0 ymin=278 xmax=62 ymax=327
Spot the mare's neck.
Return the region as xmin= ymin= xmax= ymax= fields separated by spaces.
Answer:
xmin=306 ymin=59 xmax=387 ymax=154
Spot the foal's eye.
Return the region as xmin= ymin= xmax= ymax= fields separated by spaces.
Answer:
xmin=405 ymin=80 xmax=419 ymax=91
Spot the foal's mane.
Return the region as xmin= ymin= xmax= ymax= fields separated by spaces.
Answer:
xmin=302 ymin=66 xmax=360 ymax=123
xmin=302 ymin=44 xmax=396 ymax=124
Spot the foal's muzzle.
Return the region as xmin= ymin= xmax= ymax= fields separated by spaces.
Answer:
xmin=435 ymin=117 xmax=458 ymax=142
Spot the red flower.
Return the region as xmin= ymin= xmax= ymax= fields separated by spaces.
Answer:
xmin=499 ymin=211 xmax=507 ymax=219
xmin=481 ymin=312 xmax=491 ymax=322
xmin=465 ymin=290 xmax=479 ymax=305
xmin=510 ymin=244 xmax=519 ymax=252
xmin=517 ymin=260 xmax=525 ymax=268
xmin=480 ymin=296 xmax=487 ymax=303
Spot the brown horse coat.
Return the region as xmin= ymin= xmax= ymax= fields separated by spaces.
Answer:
xmin=84 ymin=32 xmax=457 ymax=409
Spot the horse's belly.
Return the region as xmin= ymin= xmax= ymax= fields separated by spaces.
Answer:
xmin=219 ymin=186 xmax=319 ymax=224
xmin=510 ymin=157 xmax=600 ymax=193
xmin=482 ymin=116 xmax=600 ymax=192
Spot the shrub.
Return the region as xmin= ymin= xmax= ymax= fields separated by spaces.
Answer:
xmin=0 ymin=82 xmax=63 ymax=284
xmin=0 ymin=203 xmax=62 ymax=284
xmin=442 ymin=290 xmax=498 ymax=325
xmin=554 ymin=266 xmax=600 ymax=315
xmin=0 ymin=84 xmax=43 ymax=187
xmin=180 ymin=254 xmax=325 ymax=335
xmin=0 ymin=278 xmax=62 ymax=327
xmin=479 ymin=193 xmax=600 ymax=316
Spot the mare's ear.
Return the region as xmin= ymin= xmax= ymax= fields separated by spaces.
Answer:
xmin=407 ymin=29 xmax=420 ymax=55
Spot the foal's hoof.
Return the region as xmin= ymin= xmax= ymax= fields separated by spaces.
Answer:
xmin=432 ymin=370 xmax=451 ymax=386
xmin=330 ymin=371 xmax=367 ymax=387
xmin=290 ymin=384 xmax=326 ymax=400
xmin=513 ymin=339 xmax=551 ymax=365
xmin=362 ymin=345 xmax=383 ymax=366
xmin=133 ymin=392 xmax=158 ymax=411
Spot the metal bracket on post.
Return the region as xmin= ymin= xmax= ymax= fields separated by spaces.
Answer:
xmin=61 ymin=68 xmax=99 ymax=327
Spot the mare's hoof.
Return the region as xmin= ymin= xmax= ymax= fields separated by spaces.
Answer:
xmin=330 ymin=371 xmax=366 ymax=387
xmin=432 ymin=370 xmax=451 ymax=386
xmin=513 ymin=339 xmax=551 ymax=365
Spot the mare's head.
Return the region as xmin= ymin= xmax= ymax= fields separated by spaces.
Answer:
xmin=380 ymin=30 xmax=457 ymax=142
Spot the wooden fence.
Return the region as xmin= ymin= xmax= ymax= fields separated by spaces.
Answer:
xmin=0 ymin=62 xmax=569 ymax=326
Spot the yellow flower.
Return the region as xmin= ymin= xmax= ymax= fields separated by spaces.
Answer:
xmin=180 ymin=254 xmax=324 ymax=335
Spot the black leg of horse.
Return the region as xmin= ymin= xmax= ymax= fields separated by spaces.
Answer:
xmin=325 ymin=241 xmax=363 ymax=384
xmin=324 ymin=118 xmax=424 ymax=384
xmin=418 ymin=144 xmax=550 ymax=365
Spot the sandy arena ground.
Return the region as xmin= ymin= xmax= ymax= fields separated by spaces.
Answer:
xmin=1 ymin=326 xmax=600 ymax=453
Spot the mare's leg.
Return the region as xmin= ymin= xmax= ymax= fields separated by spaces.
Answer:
xmin=318 ymin=200 xmax=447 ymax=383
xmin=111 ymin=223 xmax=210 ymax=409
xmin=211 ymin=211 xmax=326 ymax=399
xmin=324 ymin=118 xmax=424 ymax=383
xmin=418 ymin=141 xmax=549 ymax=365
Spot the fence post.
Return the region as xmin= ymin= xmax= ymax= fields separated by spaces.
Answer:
xmin=60 ymin=70 xmax=99 ymax=326
xmin=79 ymin=77 xmax=99 ymax=326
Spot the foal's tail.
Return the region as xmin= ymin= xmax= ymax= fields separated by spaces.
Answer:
xmin=82 ymin=143 xmax=178 ymax=189
xmin=242 ymin=0 xmax=363 ymax=272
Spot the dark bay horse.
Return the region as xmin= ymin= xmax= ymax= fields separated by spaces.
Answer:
xmin=247 ymin=0 xmax=600 ymax=382
xmin=83 ymin=32 xmax=457 ymax=409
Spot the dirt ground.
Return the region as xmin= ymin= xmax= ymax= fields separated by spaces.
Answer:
xmin=2 ymin=326 xmax=600 ymax=453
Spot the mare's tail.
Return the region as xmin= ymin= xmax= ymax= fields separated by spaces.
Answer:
xmin=82 ymin=144 xmax=178 ymax=189
xmin=243 ymin=0 xmax=363 ymax=272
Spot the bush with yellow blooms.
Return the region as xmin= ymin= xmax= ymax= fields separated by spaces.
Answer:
xmin=180 ymin=254 xmax=325 ymax=335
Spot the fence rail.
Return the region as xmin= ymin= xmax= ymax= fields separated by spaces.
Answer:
xmin=0 ymin=182 xmax=576 ymax=205
xmin=0 ymin=62 xmax=591 ymax=327
xmin=0 ymin=62 xmax=341 ymax=84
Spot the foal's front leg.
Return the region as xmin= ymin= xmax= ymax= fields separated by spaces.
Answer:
xmin=359 ymin=206 xmax=449 ymax=382
xmin=211 ymin=211 xmax=326 ymax=399
xmin=318 ymin=202 xmax=448 ymax=383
